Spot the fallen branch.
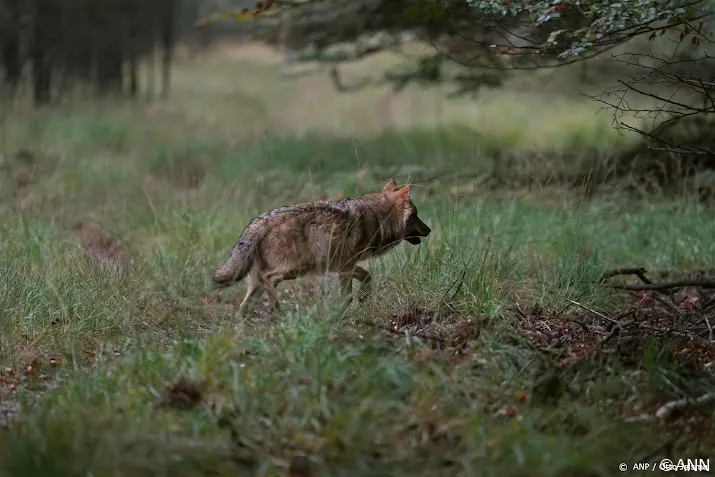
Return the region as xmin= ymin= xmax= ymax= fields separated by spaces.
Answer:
xmin=623 ymin=392 xmax=715 ymax=423
xmin=513 ymin=305 xmax=529 ymax=320
xmin=598 ymin=309 xmax=638 ymax=347
xmin=612 ymin=279 xmax=715 ymax=291
xmin=655 ymin=392 xmax=715 ymax=420
xmin=599 ymin=319 xmax=636 ymax=346
xmin=568 ymin=299 xmax=605 ymax=319
xmin=600 ymin=267 xmax=651 ymax=284
xmin=600 ymin=267 xmax=715 ymax=291
xmin=650 ymin=294 xmax=682 ymax=317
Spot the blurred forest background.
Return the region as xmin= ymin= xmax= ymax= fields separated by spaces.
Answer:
xmin=1 ymin=0 xmax=714 ymax=190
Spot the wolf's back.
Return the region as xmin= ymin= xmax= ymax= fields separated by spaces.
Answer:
xmin=212 ymin=222 xmax=262 ymax=287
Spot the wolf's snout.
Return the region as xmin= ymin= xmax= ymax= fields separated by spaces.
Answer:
xmin=405 ymin=217 xmax=431 ymax=245
xmin=417 ymin=218 xmax=431 ymax=237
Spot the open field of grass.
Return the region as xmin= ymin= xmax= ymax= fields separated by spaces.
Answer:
xmin=0 ymin=41 xmax=713 ymax=476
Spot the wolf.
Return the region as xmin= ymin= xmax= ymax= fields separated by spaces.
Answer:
xmin=212 ymin=179 xmax=431 ymax=316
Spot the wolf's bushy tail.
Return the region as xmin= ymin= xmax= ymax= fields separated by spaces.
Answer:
xmin=212 ymin=227 xmax=261 ymax=287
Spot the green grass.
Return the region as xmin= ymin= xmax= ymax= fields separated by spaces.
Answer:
xmin=0 ymin=320 xmax=673 ymax=476
xmin=0 ymin=43 xmax=714 ymax=477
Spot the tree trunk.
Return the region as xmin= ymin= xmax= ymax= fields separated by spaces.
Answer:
xmin=94 ymin=0 xmax=125 ymax=95
xmin=126 ymin=0 xmax=141 ymax=98
xmin=128 ymin=56 xmax=138 ymax=97
xmin=32 ymin=0 xmax=57 ymax=105
xmin=1 ymin=0 xmax=22 ymax=91
xmin=96 ymin=46 xmax=124 ymax=94
xmin=160 ymin=0 xmax=175 ymax=98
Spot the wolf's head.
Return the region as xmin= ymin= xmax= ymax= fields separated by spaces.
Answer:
xmin=382 ymin=179 xmax=431 ymax=245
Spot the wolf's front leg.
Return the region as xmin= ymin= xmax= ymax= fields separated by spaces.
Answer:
xmin=339 ymin=266 xmax=371 ymax=306
xmin=339 ymin=273 xmax=354 ymax=308
xmin=352 ymin=266 xmax=372 ymax=302
xmin=339 ymin=274 xmax=353 ymax=297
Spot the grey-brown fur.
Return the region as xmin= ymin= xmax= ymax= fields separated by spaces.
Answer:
xmin=212 ymin=179 xmax=431 ymax=316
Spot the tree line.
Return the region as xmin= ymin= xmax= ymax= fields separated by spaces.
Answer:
xmin=2 ymin=0 xmax=713 ymax=168
xmin=0 ymin=0 xmax=184 ymax=104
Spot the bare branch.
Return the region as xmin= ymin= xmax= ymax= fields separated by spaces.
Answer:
xmin=619 ymin=122 xmax=715 ymax=157
xmin=612 ymin=279 xmax=715 ymax=291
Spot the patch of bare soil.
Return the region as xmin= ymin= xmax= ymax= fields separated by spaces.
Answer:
xmin=71 ymin=220 xmax=130 ymax=271
xmin=388 ymin=305 xmax=488 ymax=351
xmin=0 ymin=358 xmax=63 ymax=429
xmin=358 ymin=303 xmax=490 ymax=368
xmin=162 ymin=377 xmax=203 ymax=410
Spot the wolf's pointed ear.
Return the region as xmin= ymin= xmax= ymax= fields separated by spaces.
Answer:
xmin=383 ymin=179 xmax=398 ymax=193
xmin=395 ymin=183 xmax=411 ymax=200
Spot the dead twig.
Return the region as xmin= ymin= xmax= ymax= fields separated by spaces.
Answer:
xmin=363 ymin=320 xmax=447 ymax=346
xmin=599 ymin=318 xmax=636 ymax=346
xmin=553 ymin=290 xmax=587 ymax=320
xmin=516 ymin=357 xmax=537 ymax=377
xmin=637 ymin=322 xmax=710 ymax=344
xmin=600 ymin=267 xmax=652 ymax=284
xmin=514 ymin=304 xmax=529 ymax=320
xmin=598 ymin=309 xmax=637 ymax=346
xmin=705 ymin=316 xmax=714 ymax=342
xmin=568 ymin=299 xmax=611 ymax=322
xmin=612 ymin=308 xmax=637 ymax=321
xmin=568 ymin=318 xmax=590 ymax=333
xmin=650 ymin=294 xmax=682 ymax=317
xmin=570 ymin=299 xmax=637 ymax=326
xmin=655 ymin=392 xmax=715 ymax=420
xmin=600 ymin=267 xmax=715 ymax=294
xmin=604 ymin=308 xmax=638 ymax=329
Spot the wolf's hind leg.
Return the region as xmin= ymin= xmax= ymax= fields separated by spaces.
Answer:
xmin=235 ymin=273 xmax=264 ymax=318
xmin=339 ymin=273 xmax=354 ymax=307
xmin=262 ymin=278 xmax=281 ymax=311
xmin=262 ymin=269 xmax=302 ymax=311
